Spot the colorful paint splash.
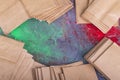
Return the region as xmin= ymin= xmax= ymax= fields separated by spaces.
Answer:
xmin=106 ymin=27 xmax=120 ymax=45
xmin=8 ymin=18 xmax=104 ymax=65
xmin=7 ymin=0 xmax=105 ymax=66
xmin=2 ymin=0 xmax=108 ymax=79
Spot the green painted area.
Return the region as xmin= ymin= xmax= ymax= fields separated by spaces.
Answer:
xmin=8 ymin=18 xmax=65 ymax=65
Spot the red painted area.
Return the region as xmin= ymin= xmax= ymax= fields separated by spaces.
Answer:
xmin=106 ymin=27 xmax=120 ymax=45
xmin=84 ymin=24 xmax=105 ymax=44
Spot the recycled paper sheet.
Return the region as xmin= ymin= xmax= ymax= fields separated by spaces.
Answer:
xmin=94 ymin=43 xmax=120 ymax=80
xmin=75 ymin=0 xmax=93 ymax=24
xmin=21 ymin=0 xmax=57 ymax=16
xmin=41 ymin=67 xmax=51 ymax=80
xmin=82 ymin=0 xmax=119 ymax=33
xmin=0 ymin=0 xmax=16 ymax=13
xmin=63 ymin=64 xmax=98 ymax=80
xmin=0 ymin=1 xmax=29 ymax=34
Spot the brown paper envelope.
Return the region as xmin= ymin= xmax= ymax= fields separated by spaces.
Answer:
xmin=0 ymin=35 xmax=24 ymax=48
xmin=101 ymin=2 xmax=120 ymax=28
xmin=0 ymin=0 xmax=16 ymax=13
xmin=88 ymin=39 xmax=113 ymax=62
xmin=12 ymin=53 xmax=33 ymax=80
xmin=47 ymin=5 xmax=73 ymax=23
xmin=0 ymin=36 xmax=24 ymax=63
xmin=50 ymin=67 xmax=56 ymax=80
xmin=21 ymin=0 xmax=57 ymax=16
xmin=0 ymin=49 xmax=26 ymax=80
xmin=34 ymin=68 xmax=39 ymax=80
xmin=75 ymin=0 xmax=92 ymax=24
xmin=35 ymin=0 xmax=64 ymax=20
xmin=0 ymin=58 xmax=16 ymax=80
xmin=84 ymin=38 xmax=109 ymax=60
xmin=38 ymin=68 xmax=43 ymax=80
xmin=94 ymin=43 xmax=120 ymax=80
xmin=0 ymin=1 xmax=29 ymax=34
xmin=82 ymin=0 xmax=118 ymax=33
xmin=22 ymin=61 xmax=45 ymax=80
xmin=45 ymin=0 xmax=72 ymax=20
xmin=10 ymin=50 xmax=26 ymax=80
xmin=19 ymin=59 xmax=34 ymax=80
xmin=51 ymin=61 xmax=83 ymax=80
xmin=41 ymin=67 xmax=51 ymax=80
xmin=53 ymin=67 xmax=62 ymax=80
xmin=46 ymin=0 xmax=73 ymax=23
xmin=17 ymin=54 xmax=33 ymax=80
xmin=36 ymin=0 xmax=73 ymax=23
xmin=59 ymin=73 xmax=65 ymax=80
xmin=22 ymin=68 xmax=34 ymax=80
xmin=63 ymin=64 xmax=98 ymax=80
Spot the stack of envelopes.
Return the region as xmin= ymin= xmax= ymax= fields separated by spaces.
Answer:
xmin=0 ymin=0 xmax=29 ymax=34
xmin=20 ymin=0 xmax=73 ymax=23
xmin=0 ymin=35 xmax=44 ymax=80
xmin=75 ymin=0 xmax=120 ymax=33
xmin=85 ymin=37 xmax=120 ymax=80
xmin=34 ymin=61 xmax=98 ymax=80
xmin=0 ymin=0 xmax=73 ymax=35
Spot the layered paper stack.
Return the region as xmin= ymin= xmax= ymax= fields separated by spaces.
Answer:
xmin=76 ymin=0 xmax=120 ymax=33
xmin=0 ymin=0 xmax=29 ymax=34
xmin=0 ymin=35 xmax=44 ymax=80
xmin=0 ymin=0 xmax=73 ymax=35
xmin=20 ymin=0 xmax=73 ymax=23
xmin=34 ymin=61 xmax=98 ymax=80
xmin=85 ymin=37 xmax=120 ymax=80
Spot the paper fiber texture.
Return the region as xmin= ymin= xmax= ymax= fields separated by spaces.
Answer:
xmin=35 ymin=0 xmax=73 ymax=23
xmin=94 ymin=43 xmax=120 ymax=80
xmin=85 ymin=38 xmax=120 ymax=79
xmin=75 ymin=0 xmax=94 ymax=24
xmin=0 ymin=0 xmax=16 ymax=14
xmin=21 ymin=0 xmax=57 ymax=16
xmin=82 ymin=0 xmax=120 ymax=33
xmin=62 ymin=64 xmax=98 ymax=80
xmin=0 ymin=1 xmax=29 ymax=34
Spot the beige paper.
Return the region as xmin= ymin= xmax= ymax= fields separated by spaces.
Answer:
xmin=35 ymin=0 xmax=73 ymax=23
xmin=51 ymin=61 xmax=83 ymax=80
xmin=63 ymin=64 xmax=98 ymax=80
xmin=11 ymin=53 xmax=33 ymax=80
xmin=45 ymin=0 xmax=72 ymax=20
xmin=50 ymin=67 xmax=56 ymax=80
xmin=84 ymin=38 xmax=109 ymax=60
xmin=41 ymin=67 xmax=51 ymax=80
xmin=0 ymin=0 xmax=16 ymax=13
xmin=21 ymin=0 xmax=57 ymax=17
xmin=47 ymin=4 xmax=73 ymax=23
xmin=38 ymin=68 xmax=43 ymax=80
xmin=75 ymin=0 xmax=94 ymax=24
xmin=22 ymin=62 xmax=45 ymax=80
xmin=10 ymin=50 xmax=27 ymax=80
xmin=0 ymin=1 xmax=29 ymax=34
xmin=88 ymin=38 xmax=113 ymax=62
xmin=22 ymin=68 xmax=33 ymax=80
xmin=82 ymin=0 xmax=119 ymax=33
xmin=0 ymin=36 xmax=24 ymax=63
xmin=0 ymin=50 xmax=26 ymax=80
xmin=19 ymin=58 xmax=34 ymax=80
xmin=94 ymin=43 xmax=120 ymax=80
xmin=0 ymin=58 xmax=17 ymax=80
xmin=34 ymin=0 xmax=61 ymax=20
xmin=34 ymin=68 xmax=39 ymax=80
xmin=59 ymin=73 xmax=65 ymax=80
